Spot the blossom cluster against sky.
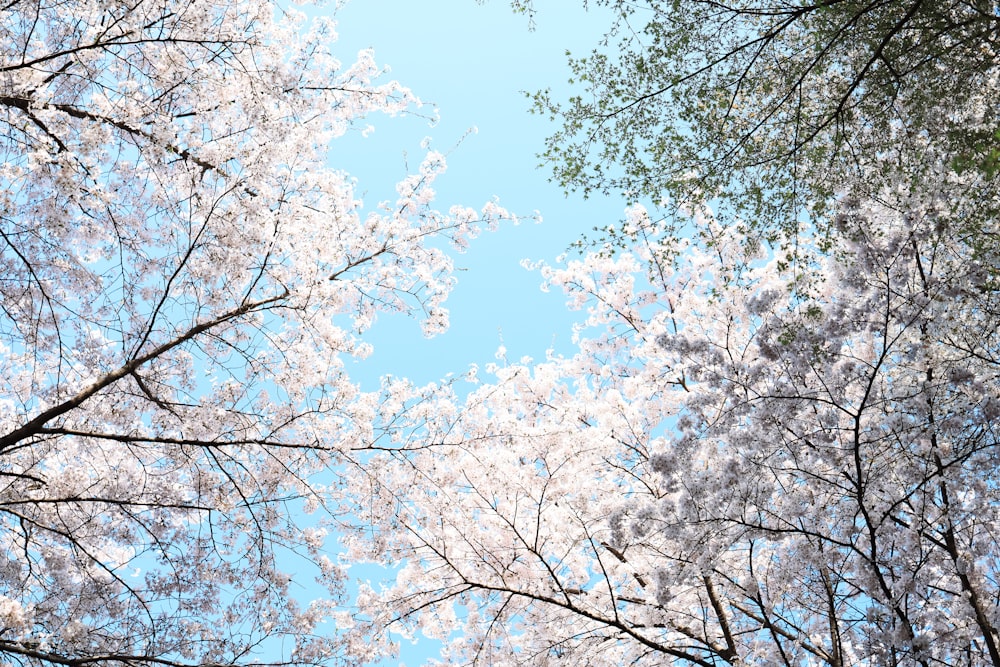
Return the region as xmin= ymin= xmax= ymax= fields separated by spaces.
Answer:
xmin=331 ymin=0 xmax=627 ymax=389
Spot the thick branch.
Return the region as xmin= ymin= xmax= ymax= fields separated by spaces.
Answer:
xmin=0 ymin=290 xmax=288 ymax=455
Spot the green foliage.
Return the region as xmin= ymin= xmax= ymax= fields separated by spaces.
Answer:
xmin=953 ymin=128 xmax=1000 ymax=180
xmin=531 ymin=0 xmax=1000 ymax=240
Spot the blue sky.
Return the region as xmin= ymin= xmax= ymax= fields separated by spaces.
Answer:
xmin=330 ymin=0 xmax=627 ymax=389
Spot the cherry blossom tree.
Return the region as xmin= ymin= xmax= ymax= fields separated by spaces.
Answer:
xmin=340 ymin=140 xmax=1000 ymax=664
xmin=0 ymin=0 xmax=512 ymax=664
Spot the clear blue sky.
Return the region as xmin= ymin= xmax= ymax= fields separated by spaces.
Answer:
xmin=330 ymin=0 xmax=626 ymax=389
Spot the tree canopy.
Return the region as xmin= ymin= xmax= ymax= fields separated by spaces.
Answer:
xmin=531 ymin=0 xmax=1000 ymax=236
xmin=325 ymin=1 xmax=1000 ymax=664
xmin=344 ymin=154 xmax=1000 ymax=665
xmin=4 ymin=0 xmax=1000 ymax=665
xmin=0 ymin=0 xmax=510 ymax=664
